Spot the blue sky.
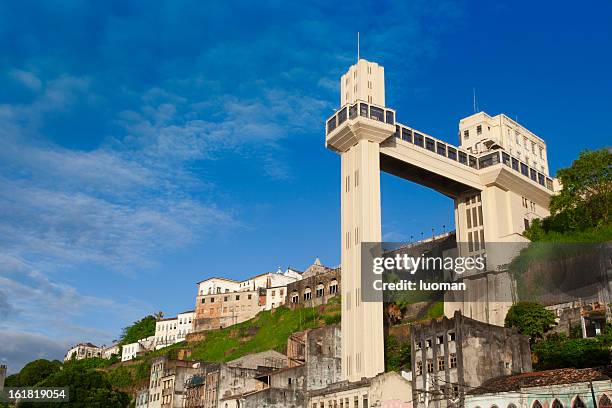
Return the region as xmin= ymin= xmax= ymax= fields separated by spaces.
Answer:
xmin=0 ymin=1 xmax=610 ymax=373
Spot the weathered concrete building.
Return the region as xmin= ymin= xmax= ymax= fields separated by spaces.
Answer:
xmin=464 ymin=367 xmax=612 ymax=408
xmin=183 ymin=351 xmax=288 ymax=408
xmin=194 ymin=290 xmax=262 ymax=331
xmin=148 ymin=356 xmax=205 ymax=408
xmin=0 ymin=364 xmax=6 ymax=392
xmin=410 ymin=311 xmax=531 ymax=407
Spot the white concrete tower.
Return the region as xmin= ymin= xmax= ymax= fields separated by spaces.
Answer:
xmin=326 ymin=59 xmax=394 ymax=382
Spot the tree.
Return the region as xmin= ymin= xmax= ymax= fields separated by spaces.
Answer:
xmin=19 ymin=363 xmax=130 ymax=408
xmin=548 ymin=148 xmax=611 ymax=231
xmin=532 ymin=333 xmax=611 ymax=370
xmin=6 ymin=359 xmax=62 ymax=387
xmin=120 ymin=315 xmax=157 ymax=345
xmin=504 ymin=302 xmax=556 ymax=341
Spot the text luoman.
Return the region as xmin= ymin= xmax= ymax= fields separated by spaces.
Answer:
xmin=373 ymin=280 xmax=466 ymax=291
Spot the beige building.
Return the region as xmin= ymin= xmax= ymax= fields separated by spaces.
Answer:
xmin=194 ymin=268 xmax=304 ymax=331
xmin=325 ymin=58 xmax=558 ymax=382
xmin=308 ymin=372 xmax=413 ymax=408
xmin=194 ymin=289 xmax=263 ymax=331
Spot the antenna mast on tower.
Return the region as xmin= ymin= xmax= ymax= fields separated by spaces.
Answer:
xmin=357 ymin=32 xmax=360 ymax=61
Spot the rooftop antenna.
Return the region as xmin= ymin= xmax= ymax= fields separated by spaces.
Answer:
xmin=473 ymin=88 xmax=478 ymax=113
xmin=357 ymin=32 xmax=360 ymax=61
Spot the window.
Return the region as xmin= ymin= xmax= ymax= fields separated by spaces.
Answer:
xmin=552 ymin=400 xmax=564 ymax=408
xmin=413 ymin=132 xmax=424 ymax=147
xmin=316 ymin=284 xmax=324 ymax=298
xmin=363 ymin=396 xmax=368 ymax=408
xmin=426 ymin=359 xmax=434 ymax=373
xmin=572 ymin=397 xmax=586 ymax=408
xmin=599 ymin=395 xmax=611 ymax=407
xmin=458 ymin=151 xmax=467 ymax=164
xmin=448 ymin=147 xmax=457 ymax=160
xmin=401 ymin=127 xmax=412 ymax=143
xmin=476 ymin=125 xmax=482 ymax=135
xmin=235 ymin=295 xmax=240 ymax=300
xmin=415 ymin=341 xmax=421 ymax=351
xmin=425 ymin=138 xmax=435 ymax=152
xmin=437 ymin=142 xmax=446 ymax=156
xmin=248 ymin=294 xmax=252 ymax=300
xmin=436 ymin=335 xmax=444 ymax=344
xmin=437 ymin=356 xmax=445 ymax=371
xmin=448 ymin=332 xmax=456 ymax=342
xmin=425 ymin=339 xmax=432 ymax=348
xmin=329 ymin=280 xmax=338 ymax=294
xmin=415 ymin=360 xmax=423 ymax=376
xmin=291 ymin=292 xmax=299 ymax=303
xmin=201 ymin=298 xmax=205 ymax=304
xmin=449 ymin=353 xmax=457 ymax=368
xmin=463 ymin=129 xmax=469 ymax=140
xmin=524 ymin=218 xmax=530 ymax=231
xmin=304 ymin=289 xmax=312 ymax=301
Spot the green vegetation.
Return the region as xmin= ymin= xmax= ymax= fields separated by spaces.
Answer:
xmin=532 ymin=329 xmax=612 ymax=370
xmin=504 ymin=302 xmax=556 ymax=342
xmin=189 ymin=299 xmax=341 ymax=362
xmin=424 ymin=300 xmax=444 ymax=320
xmin=384 ymin=335 xmax=411 ymax=372
xmin=119 ymin=315 xmax=157 ymax=345
xmin=2 ymin=359 xmax=130 ymax=408
xmin=525 ymin=148 xmax=611 ymax=242
xmin=3 ymin=359 xmax=62 ymax=387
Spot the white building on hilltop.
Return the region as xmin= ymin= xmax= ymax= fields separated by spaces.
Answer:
xmin=122 ymin=336 xmax=155 ymax=362
xmin=101 ymin=343 xmax=121 ymax=360
xmin=154 ymin=310 xmax=194 ymax=349
xmin=64 ymin=343 xmax=102 ymax=361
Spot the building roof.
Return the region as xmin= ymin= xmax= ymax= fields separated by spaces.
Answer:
xmin=469 ymin=367 xmax=612 ymax=395
xmin=72 ymin=342 xmax=100 ymax=348
xmin=196 ymin=276 xmax=240 ymax=284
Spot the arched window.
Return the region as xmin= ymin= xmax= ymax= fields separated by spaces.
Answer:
xmin=316 ymin=283 xmax=325 ymax=298
xmin=291 ymin=291 xmax=299 ymax=303
xmin=304 ymin=287 xmax=312 ymax=301
xmin=532 ymin=401 xmax=543 ymax=408
xmin=572 ymin=396 xmax=586 ymax=408
xmin=507 ymin=404 xmax=518 ymax=408
xmin=600 ymin=394 xmax=612 ymax=408
xmin=490 ymin=405 xmax=499 ymax=408
xmin=329 ymin=279 xmax=338 ymax=294
xmin=552 ymin=400 xmax=564 ymax=408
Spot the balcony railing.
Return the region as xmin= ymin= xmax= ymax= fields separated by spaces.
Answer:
xmin=393 ymin=124 xmax=554 ymax=191
xmin=326 ymin=101 xmax=395 ymax=135
xmin=326 ymin=103 xmax=554 ymax=192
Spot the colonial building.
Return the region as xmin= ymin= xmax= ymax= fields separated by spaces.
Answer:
xmin=308 ymin=372 xmax=413 ymax=408
xmin=464 ymin=367 xmax=612 ymax=408
xmin=194 ymin=289 xmax=262 ymax=332
xmin=286 ymin=264 xmax=340 ymax=309
xmin=148 ymin=356 xmax=204 ymax=408
xmin=64 ymin=342 xmax=102 ymax=361
xmin=122 ymin=336 xmax=155 ymax=362
xmin=194 ymin=267 xmax=305 ymax=332
xmin=101 ymin=343 xmax=121 ymax=359
xmin=155 ymin=310 xmax=195 ymax=349
xmin=410 ymin=311 xmax=532 ymax=407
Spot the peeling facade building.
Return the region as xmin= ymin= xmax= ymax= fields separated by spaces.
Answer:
xmin=410 ymin=311 xmax=532 ymax=407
